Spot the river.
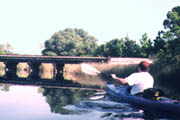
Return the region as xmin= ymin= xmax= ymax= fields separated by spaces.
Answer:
xmin=0 ymin=65 xmax=178 ymax=120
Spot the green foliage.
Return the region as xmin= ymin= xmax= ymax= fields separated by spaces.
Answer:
xmin=163 ymin=6 xmax=180 ymax=38
xmin=95 ymin=37 xmax=143 ymax=57
xmin=95 ymin=38 xmax=124 ymax=57
xmin=94 ymin=7 xmax=180 ymax=59
xmin=154 ymin=6 xmax=180 ymax=63
xmin=152 ymin=6 xmax=180 ymax=88
xmin=42 ymin=28 xmax=154 ymax=58
xmin=122 ymin=37 xmax=141 ymax=57
xmin=42 ymin=87 xmax=95 ymax=114
xmin=0 ymin=84 xmax=10 ymax=91
xmin=42 ymin=28 xmax=98 ymax=56
xmin=139 ymin=33 xmax=153 ymax=57
xmin=153 ymin=31 xmax=166 ymax=54
xmin=0 ymin=44 xmax=6 ymax=54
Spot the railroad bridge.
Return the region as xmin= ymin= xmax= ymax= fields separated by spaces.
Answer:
xmin=0 ymin=55 xmax=107 ymax=80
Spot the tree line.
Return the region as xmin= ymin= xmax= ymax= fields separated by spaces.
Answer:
xmin=42 ymin=6 xmax=180 ymax=63
xmin=42 ymin=28 xmax=153 ymax=58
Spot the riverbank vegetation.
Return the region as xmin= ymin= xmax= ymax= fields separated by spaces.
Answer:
xmin=150 ymin=6 xmax=180 ymax=90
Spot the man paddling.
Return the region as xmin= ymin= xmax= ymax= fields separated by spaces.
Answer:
xmin=111 ymin=61 xmax=154 ymax=95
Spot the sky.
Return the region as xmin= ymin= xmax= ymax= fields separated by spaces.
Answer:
xmin=0 ymin=0 xmax=180 ymax=55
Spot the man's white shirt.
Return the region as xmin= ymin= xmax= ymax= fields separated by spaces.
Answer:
xmin=125 ymin=72 xmax=154 ymax=95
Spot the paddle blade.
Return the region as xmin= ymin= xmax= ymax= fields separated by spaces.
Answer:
xmin=81 ymin=63 xmax=100 ymax=75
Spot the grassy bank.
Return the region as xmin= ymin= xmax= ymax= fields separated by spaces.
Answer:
xmin=150 ymin=61 xmax=180 ymax=88
xmin=91 ymin=62 xmax=180 ymax=100
xmin=150 ymin=61 xmax=180 ymax=100
xmin=0 ymin=61 xmax=179 ymax=99
xmin=65 ymin=62 xmax=180 ymax=100
xmin=64 ymin=63 xmax=138 ymax=88
xmin=83 ymin=62 xmax=180 ymax=91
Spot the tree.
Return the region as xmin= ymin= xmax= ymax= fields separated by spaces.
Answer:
xmin=151 ymin=6 xmax=180 ymax=87
xmin=42 ymin=87 xmax=94 ymax=114
xmin=163 ymin=6 xmax=180 ymax=58
xmin=42 ymin=28 xmax=98 ymax=56
xmin=0 ymin=44 xmax=5 ymax=54
xmin=139 ymin=33 xmax=153 ymax=57
xmin=163 ymin=6 xmax=180 ymax=38
xmin=5 ymin=43 xmax=13 ymax=54
xmin=153 ymin=6 xmax=180 ymax=62
xmin=95 ymin=37 xmax=142 ymax=57
xmin=106 ymin=39 xmax=124 ymax=57
xmin=122 ymin=37 xmax=141 ymax=57
xmin=94 ymin=44 xmax=108 ymax=57
xmin=0 ymin=43 xmax=13 ymax=55
xmin=153 ymin=31 xmax=166 ymax=54
xmin=94 ymin=38 xmax=124 ymax=57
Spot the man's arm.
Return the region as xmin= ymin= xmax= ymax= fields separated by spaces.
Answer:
xmin=111 ymin=74 xmax=128 ymax=85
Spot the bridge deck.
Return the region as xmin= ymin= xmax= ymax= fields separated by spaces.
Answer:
xmin=0 ymin=55 xmax=107 ymax=63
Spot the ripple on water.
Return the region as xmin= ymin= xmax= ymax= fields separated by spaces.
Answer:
xmin=63 ymin=99 xmax=144 ymax=120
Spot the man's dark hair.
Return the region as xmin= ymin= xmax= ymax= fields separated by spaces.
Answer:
xmin=139 ymin=61 xmax=150 ymax=71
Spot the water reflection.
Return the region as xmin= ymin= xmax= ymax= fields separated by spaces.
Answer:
xmin=0 ymin=62 xmax=5 ymax=77
xmin=64 ymin=72 xmax=105 ymax=88
xmin=0 ymin=83 xmax=147 ymax=120
xmin=0 ymin=84 xmax=114 ymax=120
xmin=17 ymin=63 xmax=30 ymax=78
xmin=0 ymin=85 xmax=61 ymax=120
xmin=40 ymin=63 xmax=55 ymax=79
xmin=42 ymin=87 xmax=96 ymax=114
xmin=0 ymin=84 xmax=9 ymax=91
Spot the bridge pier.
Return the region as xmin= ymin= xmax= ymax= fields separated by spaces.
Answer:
xmin=28 ymin=62 xmax=41 ymax=79
xmin=5 ymin=61 xmax=18 ymax=78
xmin=55 ymin=63 xmax=64 ymax=80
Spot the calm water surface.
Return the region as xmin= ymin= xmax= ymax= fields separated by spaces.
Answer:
xmin=0 ymin=83 xmax=145 ymax=120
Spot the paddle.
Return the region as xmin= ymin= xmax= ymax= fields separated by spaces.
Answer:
xmin=81 ymin=63 xmax=110 ymax=100
xmin=81 ymin=63 xmax=112 ymax=79
xmin=81 ymin=63 xmax=100 ymax=75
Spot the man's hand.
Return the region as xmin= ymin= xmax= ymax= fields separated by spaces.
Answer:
xmin=111 ymin=74 xmax=117 ymax=79
xmin=111 ymin=74 xmax=127 ymax=85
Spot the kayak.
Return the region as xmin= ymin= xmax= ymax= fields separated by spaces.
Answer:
xmin=80 ymin=63 xmax=180 ymax=118
xmin=106 ymin=84 xmax=180 ymax=118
